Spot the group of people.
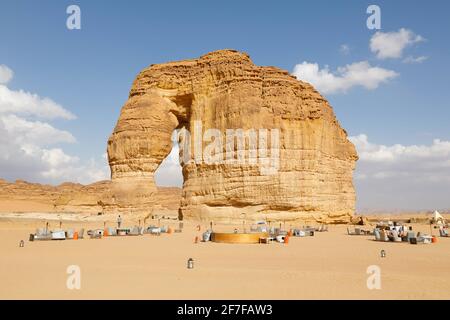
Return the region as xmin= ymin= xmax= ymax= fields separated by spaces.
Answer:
xmin=377 ymin=224 xmax=413 ymax=242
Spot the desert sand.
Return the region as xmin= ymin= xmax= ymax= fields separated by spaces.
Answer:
xmin=1 ymin=214 xmax=449 ymax=300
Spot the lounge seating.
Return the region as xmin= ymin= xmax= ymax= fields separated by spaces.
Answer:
xmin=439 ymin=228 xmax=449 ymax=237
xmin=315 ymin=225 xmax=328 ymax=232
xmin=251 ymin=225 xmax=267 ymax=232
xmin=107 ymin=227 xmax=117 ymax=236
xmin=51 ymin=229 xmax=66 ymax=240
xmin=348 ymin=227 xmax=373 ymax=236
xmin=291 ymin=229 xmax=314 ymax=237
xmin=129 ymin=226 xmax=141 ymax=236
xmin=269 ymin=227 xmax=279 ymax=235
xmin=374 ymin=228 xmax=381 ymax=241
xmin=29 ymin=228 xmax=52 ymax=241
xmin=379 ymin=231 xmax=390 ymax=242
xmin=160 ymin=226 xmax=168 ymax=233
xmin=293 ymin=229 xmax=305 ymax=237
xmin=417 ymin=235 xmax=432 ymax=244
xmin=66 ymin=229 xmax=75 ymax=239
xmin=87 ymin=229 xmax=103 ymax=239
xmin=202 ymin=230 xmax=212 ymax=242
xmin=147 ymin=226 xmax=161 ymax=236
xmin=391 ymin=230 xmax=402 ymax=242
xmin=116 ymin=228 xmax=127 ymax=236
xmin=406 ymin=231 xmax=416 ymax=242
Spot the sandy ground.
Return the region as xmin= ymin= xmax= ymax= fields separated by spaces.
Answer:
xmin=0 ymin=200 xmax=54 ymax=213
xmin=0 ymin=215 xmax=449 ymax=300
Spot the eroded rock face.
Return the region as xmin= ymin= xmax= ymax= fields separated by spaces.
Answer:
xmin=0 ymin=179 xmax=181 ymax=216
xmin=107 ymin=49 xmax=358 ymax=223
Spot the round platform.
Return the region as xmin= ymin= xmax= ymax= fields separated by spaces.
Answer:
xmin=211 ymin=232 xmax=268 ymax=244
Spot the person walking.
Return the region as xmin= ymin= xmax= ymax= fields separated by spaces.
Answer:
xmin=117 ymin=215 xmax=122 ymax=229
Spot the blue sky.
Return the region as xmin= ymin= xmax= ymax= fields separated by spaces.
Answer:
xmin=1 ymin=0 xmax=449 ymax=211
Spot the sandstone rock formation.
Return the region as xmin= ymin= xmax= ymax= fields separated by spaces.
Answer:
xmin=107 ymin=49 xmax=358 ymax=223
xmin=0 ymin=178 xmax=181 ymax=216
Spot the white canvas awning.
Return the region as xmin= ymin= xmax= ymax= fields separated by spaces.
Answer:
xmin=431 ymin=210 xmax=445 ymax=224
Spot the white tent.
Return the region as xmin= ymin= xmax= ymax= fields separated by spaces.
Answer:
xmin=431 ymin=210 xmax=445 ymax=224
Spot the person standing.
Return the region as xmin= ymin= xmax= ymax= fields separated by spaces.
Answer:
xmin=117 ymin=215 xmax=122 ymax=229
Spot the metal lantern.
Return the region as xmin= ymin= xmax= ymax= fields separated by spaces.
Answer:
xmin=380 ymin=249 xmax=386 ymax=258
xmin=19 ymin=240 xmax=24 ymax=248
xmin=187 ymin=258 xmax=194 ymax=269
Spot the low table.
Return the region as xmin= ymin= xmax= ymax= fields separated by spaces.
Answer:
xmin=116 ymin=228 xmax=129 ymax=236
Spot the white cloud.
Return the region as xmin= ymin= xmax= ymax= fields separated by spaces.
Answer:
xmin=0 ymin=64 xmax=108 ymax=185
xmin=350 ymin=134 xmax=450 ymax=211
xmin=0 ymin=85 xmax=76 ymax=120
xmin=350 ymin=134 xmax=450 ymax=165
xmin=154 ymin=136 xmax=183 ymax=187
xmin=402 ymin=55 xmax=428 ymax=64
xmin=0 ymin=121 xmax=109 ymax=184
xmin=292 ymin=61 xmax=398 ymax=94
xmin=0 ymin=65 xmax=13 ymax=84
xmin=40 ymin=151 xmax=110 ymax=183
xmin=370 ymin=28 xmax=425 ymax=59
xmin=0 ymin=114 xmax=75 ymax=146
xmin=339 ymin=44 xmax=350 ymax=55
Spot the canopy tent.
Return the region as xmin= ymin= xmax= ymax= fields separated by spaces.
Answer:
xmin=431 ymin=210 xmax=446 ymax=224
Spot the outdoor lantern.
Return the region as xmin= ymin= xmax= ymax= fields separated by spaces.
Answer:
xmin=19 ymin=240 xmax=24 ymax=248
xmin=380 ymin=250 xmax=386 ymax=258
xmin=187 ymin=258 xmax=194 ymax=269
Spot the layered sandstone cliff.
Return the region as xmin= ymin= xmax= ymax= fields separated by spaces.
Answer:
xmin=107 ymin=49 xmax=358 ymax=223
xmin=0 ymin=178 xmax=181 ymax=215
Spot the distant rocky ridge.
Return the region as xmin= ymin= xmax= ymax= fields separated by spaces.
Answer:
xmin=0 ymin=178 xmax=181 ymax=215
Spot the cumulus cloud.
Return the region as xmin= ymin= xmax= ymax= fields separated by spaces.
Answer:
xmin=402 ymin=55 xmax=428 ymax=64
xmin=370 ymin=28 xmax=425 ymax=59
xmin=0 ymin=85 xmax=76 ymax=120
xmin=154 ymin=134 xmax=183 ymax=187
xmin=0 ymin=116 xmax=109 ymax=184
xmin=40 ymin=151 xmax=110 ymax=183
xmin=292 ymin=61 xmax=398 ymax=94
xmin=0 ymin=114 xmax=75 ymax=146
xmin=350 ymin=134 xmax=450 ymax=166
xmin=0 ymin=65 xmax=13 ymax=84
xmin=350 ymin=134 xmax=450 ymax=211
xmin=0 ymin=65 xmax=108 ymax=185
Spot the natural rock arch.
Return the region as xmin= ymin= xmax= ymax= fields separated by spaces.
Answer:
xmin=107 ymin=50 xmax=358 ymax=223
